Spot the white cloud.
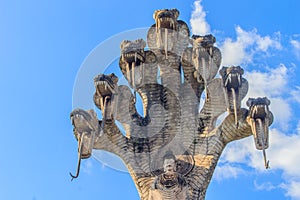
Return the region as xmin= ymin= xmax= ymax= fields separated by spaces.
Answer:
xmin=256 ymin=33 xmax=282 ymax=52
xmin=190 ymin=0 xmax=211 ymax=35
xmin=268 ymin=98 xmax=291 ymax=130
xmin=220 ymin=36 xmax=252 ymax=66
xmin=244 ymin=64 xmax=288 ymax=97
xmin=220 ymin=127 xmax=300 ymax=199
xmin=220 ymin=137 xmax=256 ymax=167
xmin=214 ymin=164 xmax=246 ymax=181
xmin=268 ymin=128 xmax=300 ymax=177
xmin=220 ymin=26 xmax=282 ymax=66
xmin=291 ymin=40 xmax=300 ymax=49
xmin=82 ymin=159 xmax=93 ymax=174
xmin=291 ymin=39 xmax=300 ymax=59
xmin=291 ymin=86 xmax=300 ymax=104
xmin=254 ymin=181 xmax=277 ymax=191
xmin=281 ymin=181 xmax=300 ymax=200
xmin=243 ymin=64 xmax=291 ymax=129
xmin=220 ymin=138 xmax=253 ymax=164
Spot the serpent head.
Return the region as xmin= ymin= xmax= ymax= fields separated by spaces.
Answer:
xmin=247 ymin=97 xmax=271 ymax=121
xmin=192 ymin=34 xmax=216 ymax=49
xmin=153 ymin=8 xmax=179 ymax=30
xmin=93 ymin=73 xmax=118 ymax=121
xmin=94 ymin=73 xmax=118 ymax=97
xmin=120 ymin=39 xmax=146 ymax=88
xmin=70 ymin=108 xmax=99 ymax=180
xmin=246 ymin=97 xmax=273 ymax=169
xmin=220 ymin=66 xmax=244 ymax=90
xmin=70 ymin=109 xmax=99 ymax=158
xmin=246 ymin=97 xmax=273 ymax=150
xmin=120 ymin=39 xmax=146 ymax=65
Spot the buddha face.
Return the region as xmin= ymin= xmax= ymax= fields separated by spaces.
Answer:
xmin=163 ymin=158 xmax=176 ymax=174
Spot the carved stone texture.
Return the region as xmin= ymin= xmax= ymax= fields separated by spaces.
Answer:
xmin=70 ymin=8 xmax=274 ymax=200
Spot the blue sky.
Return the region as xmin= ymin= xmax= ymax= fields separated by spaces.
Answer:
xmin=1 ymin=0 xmax=300 ymax=199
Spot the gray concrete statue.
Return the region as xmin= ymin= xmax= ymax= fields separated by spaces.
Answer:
xmin=70 ymin=8 xmax=274 ymax=200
